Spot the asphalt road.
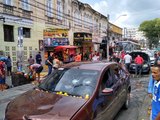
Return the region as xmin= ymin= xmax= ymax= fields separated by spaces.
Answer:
xmin=115 ymin=74 xmax=151 ymax=120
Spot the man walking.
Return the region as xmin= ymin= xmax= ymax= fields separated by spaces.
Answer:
xmin=123 ymin=52 xmax=132 ymax=72
xmin=134 ymin=55 xmax=144 ymax=77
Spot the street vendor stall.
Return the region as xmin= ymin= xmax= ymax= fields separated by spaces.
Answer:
xmin=54 ymin=45 xmax=78 ymax=63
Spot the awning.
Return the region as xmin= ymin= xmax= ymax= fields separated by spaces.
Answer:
xmin=54 ymin=45 xmax=78 ymax=51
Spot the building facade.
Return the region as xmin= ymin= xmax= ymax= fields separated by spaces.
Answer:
xmin=0 ymin=0 xmax=122 ymax=70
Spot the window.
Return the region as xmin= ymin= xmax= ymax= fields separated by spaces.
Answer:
xmin=3 ymin=0 xmax=12 ymax=6
xmin=46 ymin=0 xmax=53 ymax=17
xmin=102 ymin=69 xmax=114 ymax=89
xmin=21 ymin=0 xmax=30 ymax=11
xmin=23 ymin=27 xmax=31 ymax=38
xmin=4 ymin=25 xmax=14 ymax=42
xmin=57 ymin=0 xmax=63 ymax=20
xmin=74 ymin=10 xmax=82 ymax=26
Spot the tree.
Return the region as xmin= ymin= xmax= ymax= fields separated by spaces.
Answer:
xmin=139 ymin=18 xmax=160 ymax=49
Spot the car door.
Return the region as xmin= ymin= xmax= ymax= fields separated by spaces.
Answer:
xmin=110 ymin=64 xmax=128 ymax=113
xmin=94 ymin=65 xmax=120 ymax=120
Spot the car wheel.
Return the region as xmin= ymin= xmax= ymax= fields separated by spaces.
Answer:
xmin=123 ymin=92 xmax=130 ymax=109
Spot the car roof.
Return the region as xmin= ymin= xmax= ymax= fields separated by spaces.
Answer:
xmin=129 ymin=51 xmax=149 ymax=56
xmin=61 ymin=61 xmax=116 ymax=71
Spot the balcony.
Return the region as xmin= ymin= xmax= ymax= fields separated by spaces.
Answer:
xmin=3 ymin=4 xmax=14 ymax=15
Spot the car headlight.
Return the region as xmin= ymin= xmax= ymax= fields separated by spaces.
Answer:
xmin=143 ymin=64 xmax=148 ymax=67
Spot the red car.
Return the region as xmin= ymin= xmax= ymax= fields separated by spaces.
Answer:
xmin=5 ymin=62 xmax=131 ymax=120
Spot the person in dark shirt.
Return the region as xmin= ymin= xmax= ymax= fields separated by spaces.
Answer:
xmin=6 ymin=55 xmax=12 ymax=76
xmin=36 ymin=52 xmax=42 ymax=64
xmin=47 ymin=52 xmax=54 ymax=75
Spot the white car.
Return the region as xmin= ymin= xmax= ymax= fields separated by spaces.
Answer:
xmin=142 ymin=50 xmax=155 ymax=66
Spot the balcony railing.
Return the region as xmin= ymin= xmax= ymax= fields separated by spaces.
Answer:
xmin=3 ymin=4 xmax=14 ymax=15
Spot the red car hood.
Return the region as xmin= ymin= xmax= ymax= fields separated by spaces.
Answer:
xmin=5 ymin=89 xmax=86 ymax=120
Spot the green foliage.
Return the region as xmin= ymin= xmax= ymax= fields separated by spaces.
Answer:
xmin=139 ymin=18 xmax=160 ymax=49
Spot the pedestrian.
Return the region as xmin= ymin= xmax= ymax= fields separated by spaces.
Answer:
xmin=150 ymin=66 xmax=160 ymax=120
xmin=123 ymin=52 xmax=132 ymax=72
xmin=92 ymin=54 xmax=99 ymax=62
xmin=0 ymin=61 xmax=5 ymax=91
xmin=120 ymin=50 xmax=126 ymax=63
xmin=53 ymin=56 xmax=60 ymax=70
xmin=6 ymin=55 xmax=12 ymax=76
xmin=35 ymin=51 xmax=42 ymax=64
xmin=134 ymin=55 xmax=144 ymax=77
xmin=28 ymin=63 xmax=43 ymax=83
xmin=75 ymin=53 xmax=82 ymax=62
xmin=46 ymin=52 xmax=54 ymax=75
xmin=155 ymin=51 xmax=160 ymax=65
xmin=16 ymin=59 xmax=23 ymax=72
xmin=28 ymin=55 xmax=35 ymax=65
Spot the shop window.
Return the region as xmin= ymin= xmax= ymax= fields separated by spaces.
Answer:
xmin=23 ymin=27 xmax=31 ymax=38
xmin=4 ymin=25 xmax=14 ymax=42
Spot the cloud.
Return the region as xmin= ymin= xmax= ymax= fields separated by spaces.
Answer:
xmin=79 ymin=0 xmax=160 ymax=28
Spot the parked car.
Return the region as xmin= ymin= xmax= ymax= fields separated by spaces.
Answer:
xmin=129 ymin=51 xmax=151 ymax=74
xmin=5 ymin=62 xmax=131 ymax=120
xmin=142 ymin=50 xmax=155 ymax=66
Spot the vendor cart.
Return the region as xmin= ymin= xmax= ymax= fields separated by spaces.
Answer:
xmin=54 ymin=45 xmax=78 ymax=63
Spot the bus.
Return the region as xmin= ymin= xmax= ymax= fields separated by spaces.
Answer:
xmin=115 ymin=41 xmax=141 ymax=52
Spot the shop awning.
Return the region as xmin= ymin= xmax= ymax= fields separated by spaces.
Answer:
xmin=54 ymin=45 xmax=78 ymax=51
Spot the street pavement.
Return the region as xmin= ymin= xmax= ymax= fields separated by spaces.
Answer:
xmin=115 ymin=74 xmax=151 ymax=120
xmin=0 ymin=73 xmax=151 ymax=120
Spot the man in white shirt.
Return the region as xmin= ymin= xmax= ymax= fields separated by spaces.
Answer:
xmin=124 ymin=52 xmax=132 ymax=71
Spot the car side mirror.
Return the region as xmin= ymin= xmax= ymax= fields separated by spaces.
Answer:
xmin=101 ymin=88 xmax=113 ymax=96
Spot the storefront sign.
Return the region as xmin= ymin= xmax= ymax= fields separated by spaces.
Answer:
xmin=74 ymin=32 xmax=92 ymax=42
xmin=44 ymin=38 xmax=69 ymax=47
xmin=43 ymin=29 xmax=69 ymax=47
xmin=43 ymin=29 xmax=68 ymax=38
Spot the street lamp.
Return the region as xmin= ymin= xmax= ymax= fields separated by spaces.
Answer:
xmin=113 ymin=14 xmax=127 ymax=23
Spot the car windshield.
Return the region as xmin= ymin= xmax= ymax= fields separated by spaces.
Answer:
xmin=38 ymin=68 xmax=99 ymax=98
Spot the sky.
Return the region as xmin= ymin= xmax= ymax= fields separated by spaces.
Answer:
xmin=79 ymin=0 xmax=160 ymax=28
